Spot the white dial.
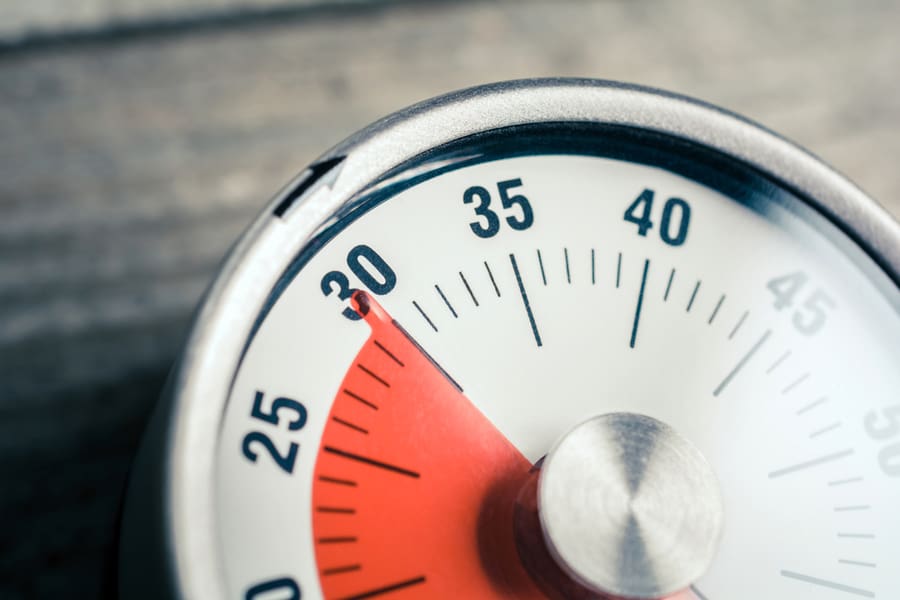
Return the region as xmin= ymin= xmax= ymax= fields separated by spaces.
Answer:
xmin=214 ymin=150 xmax=900 ymax=600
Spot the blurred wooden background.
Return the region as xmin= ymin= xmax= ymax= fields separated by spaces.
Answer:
xmin=1 ymin=0 xmax=898 ymax=597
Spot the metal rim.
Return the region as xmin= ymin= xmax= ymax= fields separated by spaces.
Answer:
xmin=158 ymin=78 xmax=899 ymax=599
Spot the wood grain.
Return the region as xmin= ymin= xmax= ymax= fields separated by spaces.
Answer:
xmin=1 ymin=1 xmax=898 ymax=597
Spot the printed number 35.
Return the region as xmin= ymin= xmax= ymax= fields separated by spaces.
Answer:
xmin=464 ymin=178 xmax=534 ymax=238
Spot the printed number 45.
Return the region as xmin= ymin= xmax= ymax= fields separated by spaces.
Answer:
xmin=766 ymin=271 xmax=836 ymax=335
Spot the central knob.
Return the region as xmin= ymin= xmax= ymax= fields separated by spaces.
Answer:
xmin=537 ymin=413 xmax=723 ymax=599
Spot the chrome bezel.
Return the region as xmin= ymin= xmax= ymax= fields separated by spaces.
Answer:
xmin=118 ymin=78 xmax=900 ymax=599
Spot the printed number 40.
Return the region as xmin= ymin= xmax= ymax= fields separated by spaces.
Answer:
xmin=623 ymin=188 xmax=691 ymax=246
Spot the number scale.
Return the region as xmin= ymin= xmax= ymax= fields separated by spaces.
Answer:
xmin=118 ymin=79 xmax=900 ymax=600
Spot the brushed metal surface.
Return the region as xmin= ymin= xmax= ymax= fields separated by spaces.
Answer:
xmin=538 ymin=414 xmax=723 ymax=598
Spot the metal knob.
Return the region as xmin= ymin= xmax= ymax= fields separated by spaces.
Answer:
xmin=537 ymin=413 xmax=724 ymax=598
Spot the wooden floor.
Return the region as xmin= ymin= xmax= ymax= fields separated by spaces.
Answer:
xmin=1 ymin=0 xmax=898 ymax=597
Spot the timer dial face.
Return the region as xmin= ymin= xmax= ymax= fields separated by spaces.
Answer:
xmin=214 ymin=132 xmax=900 ymax=600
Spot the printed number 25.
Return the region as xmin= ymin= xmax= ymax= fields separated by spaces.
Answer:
xmin=464 ymin=178 xmax=534 ymax=238
xmin=241 ymin=391 xmax=308 ymax=474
